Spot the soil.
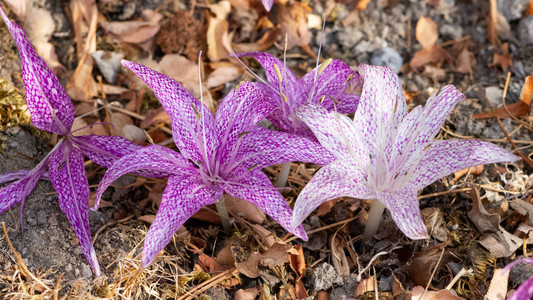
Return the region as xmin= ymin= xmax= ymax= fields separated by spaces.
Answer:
xmin=0 ymin=0 xmax=532 ymax=299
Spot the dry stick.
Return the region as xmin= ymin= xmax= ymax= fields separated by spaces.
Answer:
xmin=52 ymin=273 xmax=63 ymax=300
xmin=419 ymin=248 xmax=445 ymax=300
xmin=501 ymin=72 xmax=533 ymax=129
xmin=1 ymin=222 xmax=51 ymax=292
xmin=496 ymin=117 xmax=533 ymax=168
xmin=417 ymin=188 xmax=472 ymax=200
xmin=178 ymin=267 xmax=238 ymax=300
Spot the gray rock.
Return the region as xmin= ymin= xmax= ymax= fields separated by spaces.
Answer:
xmin=378 ymin=274 xmax=393 ymax=292
xmin=203 ymin=286 xmax=231 ymax=300
xmin=91 ymin=50 xmax=125 ymax=84
xmin=483 ymin=86 xmax=503 ymax=107
xmin=518 ymin=16 xmax=533 ymax=46
xmin=370 ymin=46 xmax=403 ymax=73
xmin=509 ymin=261 xmax=533 ymax=286
xmin=331 ymin=275 xmax=358 ymax=300
xmin=311 ymin=263 xmax=344 ymax=291
xmin=497 ymin=0 xmax=529 ymax=22
xmin=440 ymin=24 xmax=463 ymax=40
xmin=337 ymin=28 xmax=364 ymax=50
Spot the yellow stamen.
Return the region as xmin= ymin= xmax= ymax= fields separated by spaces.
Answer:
xmin=318 ymin=58 xmax=333 ymax=74
xmin=274 ymin=63 xmax=283 ymax=83
xmin=191 ymin=104 xmax=201 ymax=119
xmin=280 ymin=92 xmax=288 ymax=102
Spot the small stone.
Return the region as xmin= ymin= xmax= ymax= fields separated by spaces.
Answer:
xmin=370 ymin=46 xmax=403 ymax=74
xmin=483 ymin=86 xmax=503 ymax=107
xmin=518 ymin=16 xmax=533 ymax=46
xmin=509 ymin=261 xmax=533 ymax=286
xmin=91 ymin=50 xmax=125 ymax=84
xmin=5 ymin=126 xmax=21 ymax=135
xmin=49 ymin=215 xmax=58 ymax=226
xmin=36 ymin=210 xmax=47 ymax=226
xmin=497 ymin=0 xmax=529 ymax=22
xmin=8 ymin=141 xmax=18 ymax=148
xmin=440 ymin=24 xmax=463 ymax=40
xmin=27 ymin=217 xmax=37 ymax=226
xmin=203 ymin=286 xmax=231 ymax=300
xmin=311 ymin=263 xmax=344 ymax=291
xmin=337 ymin=29 xmax=364 ymax=50
xmin=378 ymin=274 xmax=393 ymax=292
xmin=331 ymin=275 xmax=358 ymax=299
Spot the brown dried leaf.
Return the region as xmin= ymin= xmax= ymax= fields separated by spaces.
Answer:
xmin=454 ymin=48 xmax=475 ymax=77
xmin=485 ymin=268 xmax=508 ymax=300
xmin=409 ymin=46 xmax=450 ymax=69
xmin=288 ymin=244 xmax=305 ymax=277
xmin=410 ymin=286 xmax=463 ymax=300
xmin=422 ymin=207 xmax=449 ymax=242
xmin=138 ymin=215 xmax=156 ymax=224
xmin=234 ymin=243 xmax=291 ymax=278
xmin=452 ymin=165 xmax=484 ymax=182
xmin=408 ymin=250 xmax=451 ymax=286
xmin=207 ymin=1 xmax=232 ymax=62
xmin=206 ymin=63 xmax=242 ymax=89
xmin=473 ymin=76 xmax=532 ymax=119
xmin=331 ymin=235 xmax=350 ymax=276
xmin=479 ymin=231 xmax=521 ymax=258
xmin=3 ymin=0 xmax=25 ymax=21
xmin=225 ymin=196 xmax=266 ymax=224
xmin=521 ymin=75 xmax=533 ymax=105
xmin=215 ymin=244 xmax=235 ymax=266
xmin=232 ymin=27 xmax=280 ymax=53
xmin=416 ymin=17 xmax=439 ymax=49
xmin=355 ymin=276 xmax=375 ymax=297
xmin=468 ymin=188 xmax=500 ymax=234
xmin=355 ymin=0 xmax=372 ymax=10
xmin=510 ymin=199 xmax=533 ymax=224
xmin=276 ymin=1 xmax=312 ymax=49
xmin=317 ymin=199 xmax=338 ymax=216
xmin=140 ymin=107 xmax=170 ymax=129
xmin=234 ymin=288 xmax=259 ymax=300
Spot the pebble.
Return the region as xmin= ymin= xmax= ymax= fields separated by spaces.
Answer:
xmin=509 ymin=261 xmax=533 ymax=286
xmin=497 ymin=0 xmax=529 ymax=22
xmin=370 ymin=46 xmax=403 ymax=73
xmin=331 ymin=275 xmax=358 ymax=299
xmin=518 ymin=16 xmax=533 ymax=46
xmin=91 ymin=50 xmax=125 ymax=84
xmin=483 ymin=86 xmax=503 ymax=107
xmin=379 ymin=274 xmax=393 ymax=292
xmin=440 ymin=24 xmax=463 ymax=40
xmin=311 ymin=262 xmax=344 ymax=291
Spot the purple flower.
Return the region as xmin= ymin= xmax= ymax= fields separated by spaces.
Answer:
xmin=503 ymin=258 xmax=533 ymax=300
xmin=94 ymin=60 xmax=334 ymax=268
xmin=262 ymin=0 xmax=274 ymax=11
xmin=234 ymin=52 xmax=362 ymax=139
xmin=0 ymin=5 xmax=151 ymax=276
xmin=291 ymin=64 xmax=520 ymax=239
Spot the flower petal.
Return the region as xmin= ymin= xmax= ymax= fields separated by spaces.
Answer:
xmin=215 ymin=82 xmax=272 ymax=160
xmin=94 ymin=145 xmax=193 ymax=210
xmin=236 ymin=126 xmax=335 ymax=171
xmin=291 ymin=160 xmax=373 ymax=228
xmin=377 ymin=189 xmax=429 ymax=239
xmin=299 ymin=59 xmax=360 ymax=111
xmin=48 ymin=142 xmax=100 ymax=276
xmin=508 ymin=276 xmax=533 ymax=300
xmin=121 ymin=60 xmax=216 ymax=163
xmin=0 ymin=5 xmax=74 ymax=135
xmin=142 ymin=175 xmax=221 ymax=267
xmin=72 ymin=135 xmax=142 ymax=168
xmin=296 ymin=104 xmax=368 ymax=168
xmin=235 ymin=52 xmax=300 ymax=106
xmin=0 ymin=157 xmax=50 ymax=214
xmin=409 ymin=139 xmax=520 ymax=190
xmin=355 ymin=64 xmax=408 ymax=156
xmin=393 ymin=85 xmax=466 ymax=170
xmin=224 ymin=170 xmax=308 ymax=240
xmin=262 ymin=0 xmax=274 ymax=11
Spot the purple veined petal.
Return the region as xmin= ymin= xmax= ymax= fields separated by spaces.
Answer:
xmin=503 ymin=258 xmax=533 ymax=272
xmin=393 ymin=85 xmax=466 ymax=170
xmin=408 ymin=139 xmax=520 ymax=190
xmin=296 ymin=104 xmax=368 ymax=168
xmin=235 ymin=126 xmax=335 ymax=172
xmin=291 ymin=160 xmax=374 ymax=228
xmin=215 ymin=81 xmax=272 ymax=160
xmin=0 ymin=4 xmax=74 ymax=135
xmin=223 ymin=169 xmax=308 ymax=241
xmin=142 ymin=175 xmax=221 ymax=267
xmin=377 ymin=189 xmax=429 ymax=239
xmin=94 ymin=145 xmax=194 ymax=210
xmin=261 ymin=0 xmax=274 ymax=11
xmin=335 ymin=93 xmax=361 ymax=115
xmin=121 ymin=60 xmax=216 ymax=164
xmin=508 ymin=275 xmax=533 ymax=300
xmin=0 ymin=169 xmax=49 ymax=185
xmin=71 ymin=135 xmax=142 ymax=168
xmin=355 ymin=64 xmax=408 ymax=157
xmin=48 ymin=142 xmax=100 ymax=276
xmin=299 ymin=59 xmax=359 ymax=110
xmin=0 ymin=153 xmax=51 ymax=214
xmin=262 ymin=0 xmax=274 ymax=11
xmin=234 ymin=52 xmax=301 ymax=107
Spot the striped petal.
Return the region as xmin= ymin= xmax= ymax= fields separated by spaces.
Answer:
xmin=142 ymin=175 xmax=221 ymax=267
xmin=377 ymin=189 xmax=428 ymax=239
xmin=0 ymin=4 xmax=74 ymax=135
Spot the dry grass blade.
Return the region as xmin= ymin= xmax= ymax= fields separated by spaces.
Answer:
xmin=496 ymin=117 xmax=533 ymax=168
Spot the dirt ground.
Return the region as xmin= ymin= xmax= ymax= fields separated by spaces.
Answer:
xmin=0 ymin=0 xmax=532 ymax=299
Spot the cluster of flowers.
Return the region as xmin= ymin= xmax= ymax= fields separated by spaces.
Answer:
xmin=0 ymin=3 xmax=521 ymax=286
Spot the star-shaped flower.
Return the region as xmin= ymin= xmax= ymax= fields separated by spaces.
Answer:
xmin=0 ymin=5 xmax=158 ymax=276
xmin=291 ymin=64 xmax=520 ymax=239
xmin=94 ymin=60 xmax=334 ymax=267
xmin=235 ymin=52 xmax=362 ymax=139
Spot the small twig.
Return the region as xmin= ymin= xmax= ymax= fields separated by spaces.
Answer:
xmin=284 ymin=215 xmax=358 ymax=243
xmin=417 ymin=188 xmax=471 ymax=200
xmin=419 ymin=248 xmax=445 ymax=300
xmin=496 ymin=117 xmax=533 ymax=168
xmin=501 ymin=72 xmax=533 ymax=129
xmin=445 ymin=267 xmax=472 ymax=290
xmin=178 ymin=267 xmax=238 ymax=300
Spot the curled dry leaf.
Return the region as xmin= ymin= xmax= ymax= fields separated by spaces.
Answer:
xmin=276 ymin=1 xmax=312 ymax=49
xmin=473 ymin=75 xmax=532 ymax=119
xmin=452 ymin=165 xmax=484 ymax=183
xmin=416 ymin=17 xmax=439 ymax=49
xmin=207 ymin=1 xmax=232 ymax=62
xmin=234 ymin=243 xmax=291 ymax=278
xmin=355 ymin=276 xmax=376 ymax=297
xmin=410 ymin=286 xmax=463 ymax=300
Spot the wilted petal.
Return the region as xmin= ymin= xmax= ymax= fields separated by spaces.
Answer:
xmin=355 ymin=64 xmax=408 ymax=156
xmin=377 ymin=189 xmax=428 ymax=239
xmin=224 ymin=170 xmax=308 ymax=240
xmin=94 ymin=145 xmax=193 ymax=210
xmin=236 ymin=127 xmax=335 ymax=171
xmin=409 ymin=139 xmax=520 ymax=190
xmin=262 ymin=0 xmax=274 ymax=11
xmin=0 ymin=4 xmax=74 ymax=135
xmin=142 ymin=175 xmax=221 ymax=267
xmin=215 ymin=82 xmax=271 ymax=159
xmin=235 ymin=52 xmax=300 ymax=106
xmin=296 ymin=104 xmax=367 ymax=167
xmin=48 ymin=142 xmax=100 ymax=276
xmin=299 ymin=59 xmax=359 ymax=110
xmin=394 ymin=85 xmax=465 ymax=169
xmin=121 ymin=60 xmax=216 ymax=163
xmin=0 ymin=156 xmax=50 ymax=214
xmin=291 ymin=160 xmax=373 ymax=228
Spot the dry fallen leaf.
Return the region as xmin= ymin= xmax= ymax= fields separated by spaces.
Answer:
xmin=234 ymin=288 xmax=259 ymax=300
xmin=473 ymin=75 xmax=532 ymax=119
xmin=234 ymin=243 xmax=291 ymax=278
xmin=207 ymin=1 xmax=232 ymax=62
xmin=454 ymin=47 xmax=475 ymax=78
xmin=452 ymin=165 xmax=484 ymax=183
xmin=276 ymin=1 xmax=312 ymax=50
xmin=355 ymin=276 xmax=376 ymax=297
xmin=331 ymin=234 xmax=350 ymax=276
xmin=468 ymin=187 xmax=501 ymax=234
xmin=3 ymin=0 xmax=25 ymax=21
xmin=289 ymin=244 xmax=308 ymax=299
xmin=410 ymin=286 xmax=463 ymax=300
xmin=485 ymin=268 xmax=508 ymax=300
xmin=416 ymin=17 xmax=439 ymax=49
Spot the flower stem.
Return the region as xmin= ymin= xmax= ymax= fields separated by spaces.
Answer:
xmin=363 ymin=200 xmax=386 ymax=242
xmin=275 ymin=162 xmax=291 ymax=187
xmin=216 ymin=195 xmax=232 ymax=233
